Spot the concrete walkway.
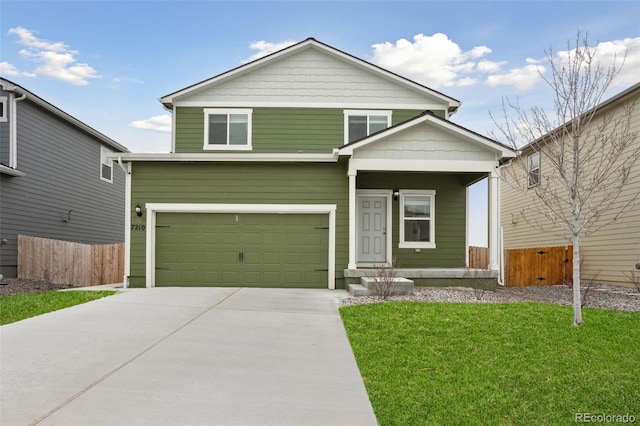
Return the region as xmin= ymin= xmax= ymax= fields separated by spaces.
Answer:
xmin=1 ymin=288 xmax=377 ymax=426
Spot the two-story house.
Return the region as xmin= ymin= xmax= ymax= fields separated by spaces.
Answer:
xmin=0 ymin=78 xmax=128 ymax=278
xmin=500 ymin=82 xmax=640 ymax=287
xmin=115 ymin=38 xmax=515 ymax=290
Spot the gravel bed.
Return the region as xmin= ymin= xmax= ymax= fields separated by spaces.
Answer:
xmin=0 ymin=277 xmax=86 ymax=296
xmin=340 ymin=283 xmax=640 ymax=312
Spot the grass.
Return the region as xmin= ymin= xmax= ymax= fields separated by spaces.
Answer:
xmin=0 ymin=290 xmax=117 ymax=325
xmin=340 ymin=302 xmax=640 ymax=425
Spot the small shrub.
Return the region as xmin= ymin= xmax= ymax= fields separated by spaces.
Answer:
xmin=371 ymin=258 xmax=397 ymax=300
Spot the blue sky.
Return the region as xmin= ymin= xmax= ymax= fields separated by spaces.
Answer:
xmin=1 ymin=1 xmax=639 ymax=245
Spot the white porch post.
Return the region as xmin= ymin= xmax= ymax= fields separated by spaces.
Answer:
xmin=348 ymin=170 xmax=357 ymax=270
xmin=488 ymin=171 xmax=500 ymax=271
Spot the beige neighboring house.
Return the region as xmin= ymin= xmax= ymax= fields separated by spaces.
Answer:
xmin=500 ymin=82 xmax=640 ymax=287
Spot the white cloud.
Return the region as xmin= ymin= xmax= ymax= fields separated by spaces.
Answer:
xmin=244 ymin=40 xmax=297 ymax=63
xmin=485 ymin=64 xmax=546 ymax=91
xmin=130 ymin=115 xmax=172 ymax=133
xmin=584 ymin=37 xmax=639 ymax=87
xmin=476 ymin=60 xmax=506 ymax=73
xmin=7 ymin=26 xmax=100 ymax=86
xmin=370 ymin=33 xmax=494 ymax=88
xmin=0 ymin=61 xmax=20 ymax=76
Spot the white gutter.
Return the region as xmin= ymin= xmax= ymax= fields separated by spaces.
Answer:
xmin=112 ymin=152 xmax=339 ymax=163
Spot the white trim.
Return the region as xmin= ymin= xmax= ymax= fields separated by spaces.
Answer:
xmin=144 ymin=203 xmax=337 ymax=289
xmin=170 ymin=106 xmax=176 ymax=153
xmin=399 ymin=190 xmax=436 ymax=249
xmin=348 ymin=158 xmax=500 ymax=174
xmin=465 ymin=185 xmax=470 ymax=267
xmin=348 ymin=172 xmax=357 ymax=269
xmin=343 ymin=110 xmax=392 ymax=145
xmin=161 ymin=39 xmax=460 ymax=111
xmin=488 ymin=173 xmax=500 ymax=271
xmin=112 ymin=152 xmax=339 ymax=163
xmin=527 ymin=151 xmax=540 ymax=188
xmin=173 ymin=100 xmax=446 ymax=110
xmin=203 ymin=108 xmax=253 ymax=150
xmin=123 ymin=162 xmax=132 ymax=287
xmin=355 ymin=190 xmax=392 ymax=265
xmin=100 ymin=146 xmax=114 ymax=183
xmin=0 ymin=96 xmax=7 ymax=122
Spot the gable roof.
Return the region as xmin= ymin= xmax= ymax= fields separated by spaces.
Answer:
xmin=338 ymin=110 xmax=516 ymax=159
xmin=160 ymin=38 xmax=461 ymax=113
xmin=0 ymin=78 xmax=128 ymax=153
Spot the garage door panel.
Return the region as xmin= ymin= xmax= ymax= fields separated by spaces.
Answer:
xmin=155 ymin=212 xmax=328 ymax=288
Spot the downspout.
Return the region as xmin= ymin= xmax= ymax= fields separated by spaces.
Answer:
xmin=118 ymin=157 xmax=132 ymax=288
xmin=9 ymin=92 xmax=27 ymax=169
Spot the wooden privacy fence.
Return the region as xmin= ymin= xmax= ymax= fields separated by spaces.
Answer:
xmin=17 ymin=235 xmax=124 ymax=286
xmin=505 ymin=245 xmax=573 ymax=287
xmin=469 ymin=246 xmax=489 ymax=269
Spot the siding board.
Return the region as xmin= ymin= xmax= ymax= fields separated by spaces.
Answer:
xmin=501 ymin=87 xmax=640 ymax=286
xmin=0 ymin=97 xmax=126 ymax=277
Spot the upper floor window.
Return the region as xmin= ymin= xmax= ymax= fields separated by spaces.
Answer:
xmin=0 ymin=96 xmax=7 ymax=122
xmin=203 ymin=108 xmax=252 ymax=150
xmin=399 ymin=190 xmax=436 ymax=249
xmin=100 ymin=146 xmax=113 ymax=183
xmin=344 ymin=110 xmax=391 ymax=144
xmin=528 ymin=151 xmax=540 ymax=187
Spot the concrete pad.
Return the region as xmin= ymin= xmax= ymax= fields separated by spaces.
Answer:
xmin=1 ymin=287 xmax=376 ymax=426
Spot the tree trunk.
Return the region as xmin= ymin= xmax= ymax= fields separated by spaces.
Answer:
xmin=572 ymin=235 xmax=583 ymax=326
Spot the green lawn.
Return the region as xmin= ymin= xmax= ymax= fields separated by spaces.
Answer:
xmin=0 ymin=290 xmax=117 ymax=325
xmin=340 ymin=302 xmax=640 ymax=425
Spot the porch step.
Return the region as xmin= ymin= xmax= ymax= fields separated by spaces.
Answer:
xmin=347 ymin=283 xmax=371 ymax=297
xmin=347 ymin=277 xmax=415 ymax=296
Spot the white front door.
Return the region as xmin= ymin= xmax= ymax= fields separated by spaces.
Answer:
xmin=357 ymin=196 xmax=387 ymax=264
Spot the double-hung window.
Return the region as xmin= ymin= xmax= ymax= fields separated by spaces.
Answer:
xmin=344 ymin=110 xmax=391 ymax=144
xmin=399 ymin=190 xmax=436 ymax=249
xmin=0 ymin=96 xmax=7 ymax=122
xmin=100 ymin=146 xmax=113 ymax=183
xmin=528 ymin=151 xmax=540 ymax=187
xmin=204 ymin=108 xmax=252 ymax=150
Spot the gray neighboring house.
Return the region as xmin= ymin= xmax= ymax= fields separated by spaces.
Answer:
xmin=0 ymin=78 xmax=129 ymax=278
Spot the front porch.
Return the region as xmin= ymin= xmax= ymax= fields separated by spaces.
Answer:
xmin=343 ymin=268 xmax=498 ymax=296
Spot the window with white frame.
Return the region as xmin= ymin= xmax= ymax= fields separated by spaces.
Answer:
xmin=0 ymin=96 xmax=7 ymax=122
xmin=100 ymin=146 xmax=113 ymax=183
xmin=203 ymin=108 xmax=252 ymax=150
xmin=344 ymin=110 xmax=391 ymax=144
xmin=528 ymin=151 xmax=540 ymax=187
xmin=399 ymin=190 xmax=436 ymax=249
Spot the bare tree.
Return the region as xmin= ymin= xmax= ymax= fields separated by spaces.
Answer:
xmin=492 ymin=31 xmax=639 ymax=326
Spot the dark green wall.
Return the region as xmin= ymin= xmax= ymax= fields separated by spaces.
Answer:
xmin=357 ymin=172 xmax=467 ymax=268
xmin=174 ymin=107 xmax=426 ymax=153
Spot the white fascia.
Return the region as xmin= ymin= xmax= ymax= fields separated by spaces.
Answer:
xmin=348 ymin=159 xmax=500 ymax=175
xmin=173 ymin=101 xmax=445 ymax=111
xmin=114 ymin=152 xmax=339 ymax=162
xmin=145 ymin=203 xmax=337 ymax=289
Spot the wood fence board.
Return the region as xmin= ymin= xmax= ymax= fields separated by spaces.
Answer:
xmin=17 ymin=235 xmax=124 ymax=286
xmin=468 ymin=246 xmax=489 ymax=269
xmin=505 ymin=246 xmax=572 ymax=287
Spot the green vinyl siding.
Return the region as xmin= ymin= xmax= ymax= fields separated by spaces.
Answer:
xmin=129 ymin=161 xmax=349 ymax=288
xmin=357 ymin=172 xmax=466 ymax=268
xmin=174 ymin=107 xmax=426 ymax=153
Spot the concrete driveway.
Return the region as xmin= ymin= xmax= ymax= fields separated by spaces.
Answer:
xmin=1 ymin=288 xmax=377 ymax=426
